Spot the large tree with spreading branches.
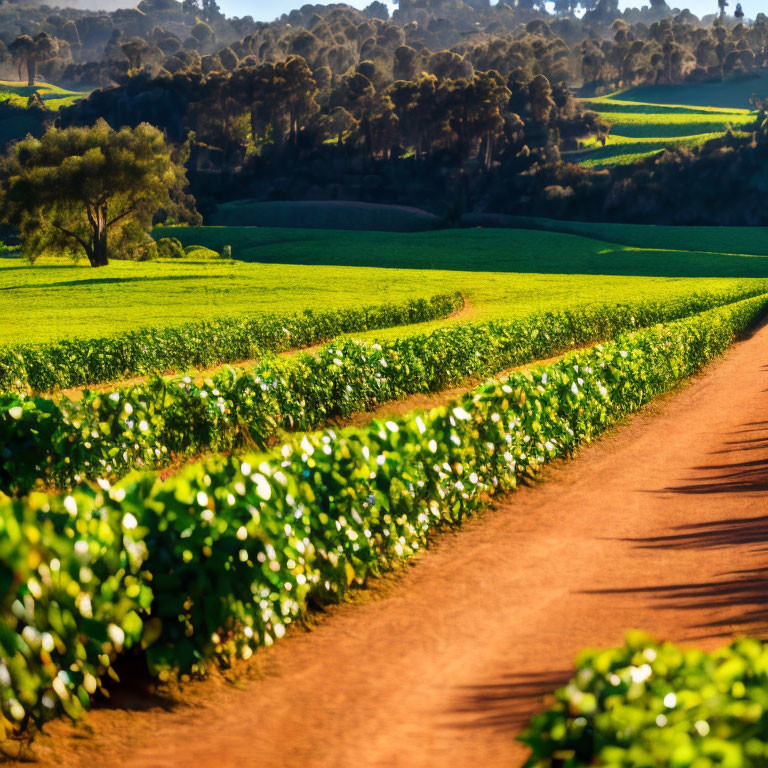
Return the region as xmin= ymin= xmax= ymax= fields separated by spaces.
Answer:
xmin=1 ymin=119 xmax=196 ymax=267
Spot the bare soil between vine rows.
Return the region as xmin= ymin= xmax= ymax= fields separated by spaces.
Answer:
xmin=15 ymin=322 xmax=768 ymax=768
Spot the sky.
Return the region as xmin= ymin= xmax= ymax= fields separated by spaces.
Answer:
xmin=246 ymin=0 xmax=719 ymax=22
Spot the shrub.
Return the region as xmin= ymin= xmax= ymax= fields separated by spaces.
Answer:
xmin=155 ymin=237 xmax=185 ymax=259
xmin=182 ymin=245 xmax=220 ymax=259
xmin=520 ymin=633 xmax=768 ymax=768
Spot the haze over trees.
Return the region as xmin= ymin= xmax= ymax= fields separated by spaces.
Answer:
xmin=0 ymin=0 xmax=766 ymax=239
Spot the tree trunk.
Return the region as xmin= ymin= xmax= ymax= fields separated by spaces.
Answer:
xmin=91 ymin=230 xmax=109 ymax=267
xmin=27 ymin=57 xmax=36 ymax=87
xmin=484 ymin=132 xmax=494 ymax=171
xmin=87 ymin=205 xmax=109 ymax=267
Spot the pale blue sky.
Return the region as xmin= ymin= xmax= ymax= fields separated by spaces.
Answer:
xmin=244 ymin=0 xmax=720 ymax=22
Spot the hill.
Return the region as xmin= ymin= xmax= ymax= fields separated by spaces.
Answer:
xmin=570 ymin=83 xmax=756 ymax=169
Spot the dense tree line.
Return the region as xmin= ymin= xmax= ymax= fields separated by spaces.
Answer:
xmin=0 ymin=0 xmax=765 ymax=90
xmin=61 ymin=54 xmax=600 ymax=164
xmin=0 ymin=0 xmax=767 ymax=228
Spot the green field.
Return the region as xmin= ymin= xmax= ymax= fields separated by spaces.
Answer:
xmin=4 ymin=223 xmax=768 ymax=347
xmin=503 ymin=216 xmax=768 ymax=256
xmin=571 ymin=83 xmax=757 ymax=168
xmin=0 ymin=80 xmax=90 ymax=147
xmin=210 ymin=200 xmax=440 ymax=232
xmin=619 ymin=73 xmax=768 ymax=109
xmin=154 ymin=224 xmax=768 ymax=276
xmin=0 ymin=80 xmax=89 ymax=111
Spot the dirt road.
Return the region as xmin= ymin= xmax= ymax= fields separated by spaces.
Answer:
xmin=24 ymin=322 xmax=768 ymax=768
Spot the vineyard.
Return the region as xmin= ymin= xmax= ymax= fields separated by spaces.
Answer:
xmin=2 ymin=216 xmax=768 ymax=766
xmin=0 ymin=290 xmax=765 ymax=726
xmin=0 ymin=0 xmax=767 ymax=754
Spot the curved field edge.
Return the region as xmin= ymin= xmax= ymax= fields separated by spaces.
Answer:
xmin=208 ymin=200 xmax=441 ymax=232
xmin=606 ymin=76 xmax=768 ymax=110
xmin=0 ymin=294 xmax=765 ymax=737
xmin=6 ymin=226 xmax=768 ymax=353
xmin=153 ymin=225 xmax=768 ymax=278
xmin=2 ymin=286 xmax=765 ymax=495
xmin=495 ymin=216 xmax=768 ymax=259
xmin=573 ymin=83 xmax=757 ymax=168
xmin=565 ymin=131 xmax=751 ymax=169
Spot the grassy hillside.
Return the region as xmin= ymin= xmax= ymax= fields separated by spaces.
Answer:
xmin=155 ymin=224 xmax=768 ymax=277
xmin=0 ymin=80 xmax=90 ymax=146
xmin=3 ymin=224 xmax=768 ymax=346
xmin=503 ymin=216 xmax=768 ymax=257
xmin=210 ymin=200 xmax=440 ymax=232
xmin=0 ymin=80 xmax=89 ymax=110
xmin=571 ymin=83 xmax=756 ymax=169
xmin=618 ymin=73 xmax=768 ymax=109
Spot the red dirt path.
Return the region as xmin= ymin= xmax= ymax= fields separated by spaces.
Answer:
xmin=19 ymin=322 xmax=768 ymax=768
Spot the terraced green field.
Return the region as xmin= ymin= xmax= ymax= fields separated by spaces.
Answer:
xmin=0 ymin=80 xmax=90 ymax=146
xmin=4 ymin=223 xmax=768 ymax=346
xmin=571 ymin=82 xmax=758 ymax=168
xmin=619 ymin=73 xmax=768 ymax=108
xmin=0 ymin=80 xmax=89 ymax=110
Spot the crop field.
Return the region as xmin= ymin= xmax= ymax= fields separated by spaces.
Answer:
xmin=570 ymin=83 xmax=757 ymax=168
xmin=4 ymin=220 xmax=768 ymax=763
xmin=5 ymin=224 xmax=768 ymax=348
xmin=619 ymin=71 xmax=768 ymax=108
xmin=6 ymin=0 xmax=768 ymax=760
xmin=2 ymin=283 xmax=767 ymax=740
xmin=7 ymin=0 xmax=768 ymax=762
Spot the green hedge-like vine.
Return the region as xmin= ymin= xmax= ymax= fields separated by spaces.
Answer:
xmin=0 ymin=292 xmax=463 ymax=393
xmin=1 ymin=286 xmax=765 ymax=495
xmin=0 ymin=295 xmax=764 ymax=737
xmin=520 ymin=633 xmax=768 ymax=768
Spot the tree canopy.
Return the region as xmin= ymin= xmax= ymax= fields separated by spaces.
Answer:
xmin=0 ymin=0 xmax=764 ymax=229
xmin=1 ymin=119 xmax=194 ymax=266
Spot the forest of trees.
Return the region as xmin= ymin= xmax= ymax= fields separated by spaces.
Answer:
xmin=0 ymin=0 xmax=767 ymax=227
xmin=0 ymin=0 xmax=765 ymax=91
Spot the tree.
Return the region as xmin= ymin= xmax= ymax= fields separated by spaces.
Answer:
xmin=201 ymin=0 xmax=221 ymax=23
xmin=190 ymin=21 xmax=215 ymax=53
xmin=1 ymin=120 xmax=195 ymax=267
xmin=59 ymin=21 xmax=82 ymax=60
xmin=529 ymin=74 xmax=555 ymax=124
xmin=9 ymin=33 xmax=57 ymax=87
xmin=365 ymin=2 xmax=390 ymax=21
xmin=328 ymin=106 xmax=357 ymax=145
xmin=452 ymin=71 xmax=511 ymax=169
xmin=393 ymin=45 xmax=421 ymax=81
xmin=120 ymin=36 xmax=151 ymax=70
